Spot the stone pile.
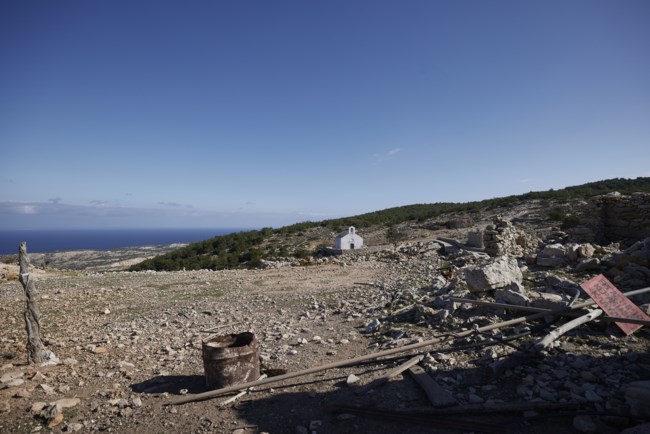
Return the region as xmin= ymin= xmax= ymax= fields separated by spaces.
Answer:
xmin=357 ymin=217 xmax=650 ymax=433
xmin=481 ymin=218 xmax=541 ymax=257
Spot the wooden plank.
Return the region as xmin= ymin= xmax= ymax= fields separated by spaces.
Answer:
xmin=406 ymin=365 xmax=457 ymax=408
xmin=355 ymin=354 xmax=424 ymax=395
xmin=450 ymin=288 xmax=650 ymax=326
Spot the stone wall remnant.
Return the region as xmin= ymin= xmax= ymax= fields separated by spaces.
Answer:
xmin=570 ymin=192 xmax=650 ymax=246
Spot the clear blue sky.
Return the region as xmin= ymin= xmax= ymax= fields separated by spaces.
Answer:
xmin=1 ymin=0 xmax=649 ymax=229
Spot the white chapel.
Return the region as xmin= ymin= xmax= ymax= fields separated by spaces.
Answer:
xmin=334 ymin=226 xmax=364 ymax=250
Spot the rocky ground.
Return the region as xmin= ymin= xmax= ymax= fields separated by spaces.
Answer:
xmin=2 ymin=216 xmax=650 ymax=433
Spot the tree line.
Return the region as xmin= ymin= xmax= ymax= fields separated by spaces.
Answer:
xmin=129 ymin=177 xmax=650 ymax=272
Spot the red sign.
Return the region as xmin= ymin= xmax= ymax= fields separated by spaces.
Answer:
xmin=580 ymin=274 xmax=650 ymax=335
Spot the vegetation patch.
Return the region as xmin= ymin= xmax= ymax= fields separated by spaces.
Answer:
xmin=129 ymin=177 xmax=650 ymax=272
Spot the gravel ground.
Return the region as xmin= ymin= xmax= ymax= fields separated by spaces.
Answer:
xmin=1 ymin=247 xmax=650 ymax=434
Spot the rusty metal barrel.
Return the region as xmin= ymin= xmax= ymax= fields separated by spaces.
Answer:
xmin=202 ymin=332 xmax=260 ymax=389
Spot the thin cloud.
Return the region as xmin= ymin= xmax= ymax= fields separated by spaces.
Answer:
xmin=158 ymin=202 xmax=183 ymax=207
xmin=387 ymin=148 xmax=402 ymax=156
xmin=298 ymin=211 xmax=334 ymax=218
xmin=1 ymin=200 xmax=208 ymax=221
xmin=48 ymin=197 xmax=62 ymax=204
xmin=0 ymin=202 xmax=43 ymax=215
xmin=372 ymin=147 xmax=402 ymax=165
xmin=0 ymin=200 xmax=323 ymax=230
xmin=20 ymin=204 xmax=37 ymax=214
xmin=90 ymin=200 xmax=110 ymax=207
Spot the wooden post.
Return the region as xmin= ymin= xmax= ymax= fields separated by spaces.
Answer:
xmin=18 ymin=242 xmax=48 ymax=364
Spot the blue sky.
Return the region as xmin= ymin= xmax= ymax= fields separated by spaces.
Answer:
xmin=1 ymin=0 xmax=649 ymax=229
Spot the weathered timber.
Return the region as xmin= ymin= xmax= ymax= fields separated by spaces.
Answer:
xmin=18 ymin=242 xmax=48 ymax=364
xmin=450 ymin=286 xmax=650 ymax=326
xmin=534 ymin=308 xmax=603 ymax=351
xmin=354 ymin=354 xmax=424 ymax=395
xmin=406 ymin=365 xmax=458 ymax=407
xmin=491 ymin=307 xmax=607 ymax=376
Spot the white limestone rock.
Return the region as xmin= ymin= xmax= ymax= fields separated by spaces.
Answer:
xmin=495 ymin=281 xmax=530 ymax=306
xmin=464 ymin=257 xmax=523 ymax=292
xmin=537 ymin=244 xmax=568 ymax=267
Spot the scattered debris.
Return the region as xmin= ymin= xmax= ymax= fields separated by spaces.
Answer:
xmin=218 ymin=374 xmax=267 ymax=407
xmin=2 ymin=200 xmax=650 ymax=433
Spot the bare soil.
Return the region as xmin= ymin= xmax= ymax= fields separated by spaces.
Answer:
xmin=1 ymin=244 xmax=649 ymax=434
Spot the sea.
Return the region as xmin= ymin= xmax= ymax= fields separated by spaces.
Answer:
xmin=0 ymin=228 xmax=245 ymax=255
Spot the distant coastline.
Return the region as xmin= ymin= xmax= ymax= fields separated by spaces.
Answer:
xmin=0 ymin=228 xmax=246 ymax=255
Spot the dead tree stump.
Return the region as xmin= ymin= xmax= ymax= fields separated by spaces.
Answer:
xmin=18 ymin=242 xmax=48 ymax=364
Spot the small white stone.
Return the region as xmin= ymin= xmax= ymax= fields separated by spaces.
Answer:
xmin=0 ymin=372 xmax=24 ymax=384
xmin=5 ymin=378 xmax=25 ymax=388
xmin=346 ymin=374 xmax=360 ymax=385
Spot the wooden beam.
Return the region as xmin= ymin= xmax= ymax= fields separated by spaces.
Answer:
xmin=406 ymin=365 xmax=458 ymax=407
xmin=354 ymin=354 xmax=424 ymax=395
xmin=449 ymin=288 xmax=650 ymax=326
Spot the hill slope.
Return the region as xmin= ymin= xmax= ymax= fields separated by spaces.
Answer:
xmin=129 ymin=177 xmax=650 ymax=272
